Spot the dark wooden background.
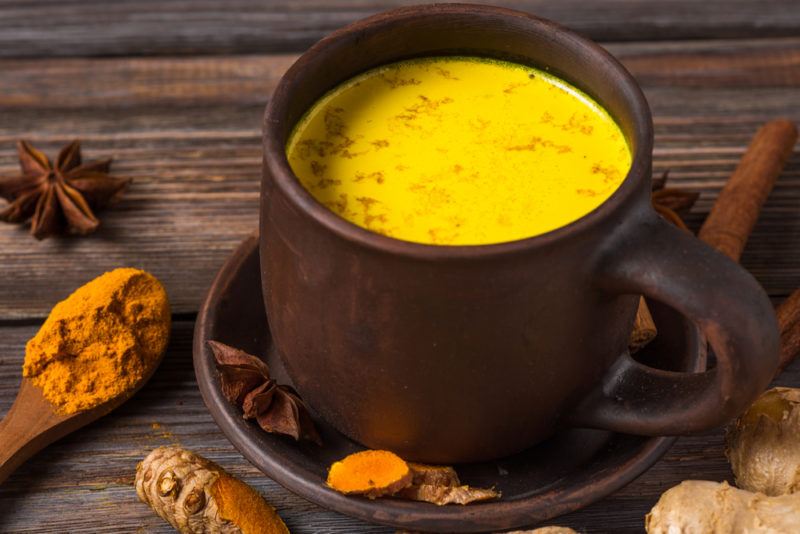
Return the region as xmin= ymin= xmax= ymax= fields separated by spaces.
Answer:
xmin=0 ymin=1 xmax=799 ymax=532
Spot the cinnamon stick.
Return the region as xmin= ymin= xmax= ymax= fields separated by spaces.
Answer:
xmin=694 ymin=119 xmax=799 ymax=376
xmin=630 ymin=120 xmax=799 ymax=361
xmin=776 ymin=289 xmax=800 ymax=376
xmin=629 ymin=297 xmax=657 ymax=352
xmin=698 ymin=119 xmax=798 ymax=262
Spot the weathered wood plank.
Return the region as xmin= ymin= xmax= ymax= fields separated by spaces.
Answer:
xmin=0 ymin=41 xmax=798 ymax=320
xmin=1 ymin=322 xmax=799 ymax=532
xmin=609 ymin=37 xmax=800 ymax=88
xmin=0 ymin=55 xmax=297 ymax=109
xmin=0 ymin=0 xmax=799 ymax=59
xmin=2 ymin=38 xmax=800 ymax=109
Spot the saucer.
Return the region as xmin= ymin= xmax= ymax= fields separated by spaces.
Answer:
xmin=193 ymin=233 xmax=705 ymax=533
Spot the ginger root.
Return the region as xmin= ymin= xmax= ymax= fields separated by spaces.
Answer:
xmin=725 ymin=387 xmax=800 ymax=496
xmin=396 ymin=463 xmax=500 ymax=505
xmin=645 ymin=480 xmax=800 ymax=533
xmin=136 ymin=446 xmax=289 ymax=534
xmin=326 ymin=450 xmax=413 ymax=498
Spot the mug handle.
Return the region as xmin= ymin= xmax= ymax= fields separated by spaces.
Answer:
xmin=570 ymin=213 xmax=779 ymax=435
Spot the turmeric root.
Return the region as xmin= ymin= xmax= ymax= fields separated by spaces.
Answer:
xmin=135 ymin=446 xmax=289 ymax=534
xmin=726 ymin=387 xmax=800 ymax=496
xmin=326 ymin=450 xmax=413 ymax=498
xmin=396 ymin=463 xmax=500 ymax=505
xmin=645 ymin=480 xmax=800 ymax=533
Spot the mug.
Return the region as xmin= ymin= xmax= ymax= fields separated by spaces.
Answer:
xmin=260 ymin=4 xmax=779 ymax=463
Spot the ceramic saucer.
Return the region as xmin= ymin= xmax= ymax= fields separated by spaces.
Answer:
xmin=193 ymin=233 xmax=705 ymax=533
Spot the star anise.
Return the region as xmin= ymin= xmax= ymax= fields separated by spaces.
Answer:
xmin=0 ymin=140 xmax=130 ymax=240
xmin=652 ymin=170 xmax=700 ymax=232
xmin=208 ymin=340 xmax=322 ymax=445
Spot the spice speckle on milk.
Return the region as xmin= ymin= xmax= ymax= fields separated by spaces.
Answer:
xmin=287 ymin=56 xmax=631 ymax=245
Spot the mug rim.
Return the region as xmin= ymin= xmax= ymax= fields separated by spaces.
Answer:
xmin=263 ymin=3 xmax=654 ymax=260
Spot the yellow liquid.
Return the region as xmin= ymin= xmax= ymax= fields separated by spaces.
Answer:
xmin=286 ymin=57 xmax=631 ymax=245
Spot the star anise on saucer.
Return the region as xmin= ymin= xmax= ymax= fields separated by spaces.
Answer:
xmin=651 ymin=170 xmax=700 ymax=232
xmin=208 ymin=340 xmax=322 ymax=445
xmin=0 ymin=140 xmax=130 ymax=240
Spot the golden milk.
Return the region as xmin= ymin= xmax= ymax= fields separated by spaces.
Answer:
xmin=286 ymin=57 xmax=631 ymax=245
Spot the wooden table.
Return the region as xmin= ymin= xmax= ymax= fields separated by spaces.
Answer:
xmin=1 ymin=1 xmax=798 ymax=532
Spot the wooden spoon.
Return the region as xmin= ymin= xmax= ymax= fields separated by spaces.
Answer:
xmin=0 ymin=353 xmax=163 ymax=485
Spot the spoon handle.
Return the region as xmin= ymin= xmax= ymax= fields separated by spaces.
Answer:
xmin=0 ymin=379 xmax=63 ymax=485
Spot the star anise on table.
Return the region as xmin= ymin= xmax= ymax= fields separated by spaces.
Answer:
xmin=0 ymin=140 xmax=130 ymax=240
xmin=208 ymin=340 xmax=322 ymax=445
xmin=651 ymin=170 xmax=700 ymax=232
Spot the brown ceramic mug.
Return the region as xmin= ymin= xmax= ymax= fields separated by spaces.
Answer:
xmin=260 ymin=4 xmax=779 ymax=463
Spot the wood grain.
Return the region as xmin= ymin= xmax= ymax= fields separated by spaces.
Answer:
xmin=698 ymin=119 xmax=798 ymax=260
xmin=1 ymin=4 xmax=799 ymax=531
xmin=1 ymin=1 xmax=799 ymax=59
xmin=612 ymin=37 xmax=800 ymax=88
xmin=0 ymin=39 xmax=798 ymax=320
xmin=2 ymin=39 xmax=800 ymax=109
xmin=0 ymin=323 xmax=797 ymax=532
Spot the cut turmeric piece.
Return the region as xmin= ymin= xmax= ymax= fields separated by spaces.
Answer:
xmin=326 ymin=450 xmax=413 ymax=498
xmin=326 ymin=454 xmax=500 ymax=505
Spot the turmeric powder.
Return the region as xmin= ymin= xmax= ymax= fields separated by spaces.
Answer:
xmin=23 ymin=267 xmax=170 ymax=414
xmin=136 ymin=446 xmax=289 ymax=534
